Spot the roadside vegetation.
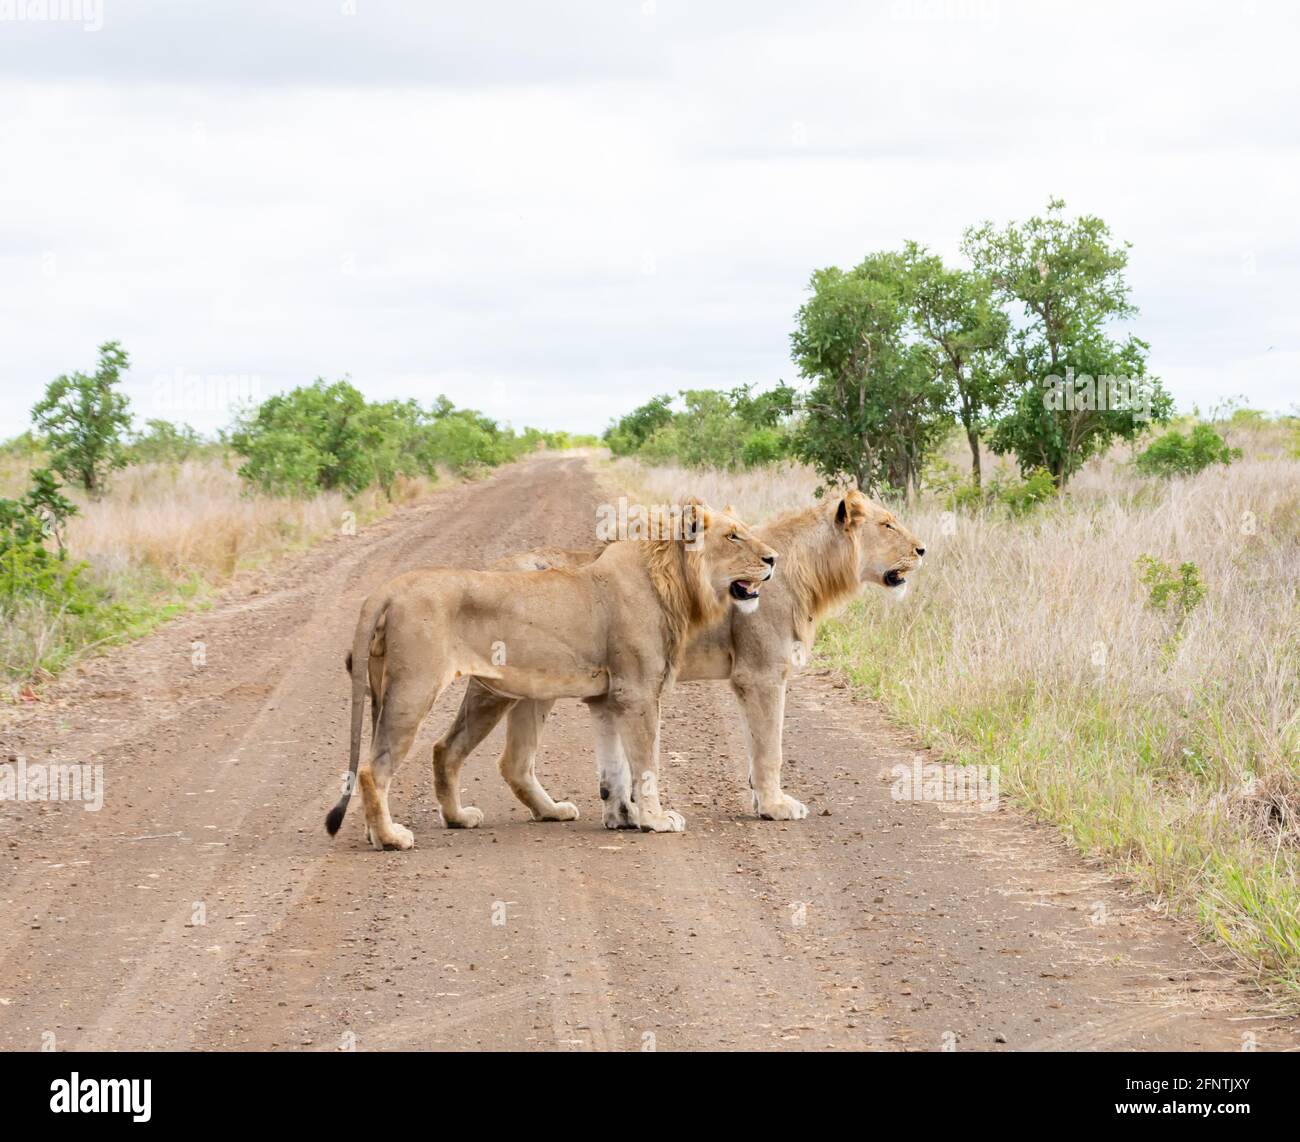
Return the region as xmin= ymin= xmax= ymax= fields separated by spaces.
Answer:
xmin=1 ymin=346 xmax=591 ymax=688
xmin=606 ymin=200 xmax=1300 ymax=999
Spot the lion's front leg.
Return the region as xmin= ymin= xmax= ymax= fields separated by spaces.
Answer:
xmin=611 ymin=701 xmax=685 ymax=834
xmin=732 ymin=679 xmax=808 ymax=821
xmin=590 ymin=702 xmax=638 ymax=829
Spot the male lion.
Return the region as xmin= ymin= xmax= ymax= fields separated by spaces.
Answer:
xmin=324 ymin=500 xmax=778 ymax=849
xmin=432 ymin=490 xmax=924 ymax=829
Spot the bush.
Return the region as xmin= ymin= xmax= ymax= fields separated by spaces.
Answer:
xmin=926 ymin=459 xmax=1057 ymax=517
xmin=229 ymin=380 xmax=534 ymax=497
xmin=741 ymin=427 xmax=787 ymax=468
xmin=419 ymin=412 xmax=505 ymax=474
xmin=604 ymin=386 xmax=795 ymax=470
xmin=128 ymin=420 xmax=208 ymax=465
xmin=1136 ymin=424 xmax=1241 ymax=478
xmin=231 ymin=380 xmax=376 ymax=495
xmin=637 ymin=423 xmax=684 ymax=467
xmin=603 ymin=395 xmax=674 ymax=457
xmin=1137 ymin=555 xmax=1206 ymax=660
xmin=997 ymin=467 xmax=1057 ymax=517
xmin=0 ymin=431 xmax=45 ymax=460
xmin=0 ymin=468 xmax=93 ymax=615
xmin=1138 ymin=555 xmax=1206 ymax=616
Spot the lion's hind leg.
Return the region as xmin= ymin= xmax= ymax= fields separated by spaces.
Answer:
xmin=361 ymin=667 xmax=441 ymax=851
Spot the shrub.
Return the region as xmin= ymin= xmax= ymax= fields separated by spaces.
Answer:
xmin=741 ymin=427 xmax=788 ymax=468
xmin=996 ymin=467 xmax=1057 ymax=517
xmin=0 ymin=468 xmax=92 ymax=615
xmin=1137 ymin=554 xmax=1206 ymax=661
xmin=0 ymin=431 xmax=45 ymax=461
xmin=129 ymin=419 xmax=208 ymax=465
xmin=603 ymin=395 xmax=674 ymax=457
xmin=1138 ymin=555 xmax=1206 ymax=617
xmin=1136 ymin=424 xmax=1241 ymax=478
xmin=604 ymin=386 xmax=795 ymax=471
xmin=927 ymin=459 xmax=1057 ymax=517
xmin=637 ymin=423 xmax=684 ymax=467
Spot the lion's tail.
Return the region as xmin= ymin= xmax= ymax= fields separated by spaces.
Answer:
xmin=325 ymin=595 xmax=388 ymax=836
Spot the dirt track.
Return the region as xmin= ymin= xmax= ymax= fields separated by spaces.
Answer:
xmin=1 ymin=455 xmax=1295 ymax=1051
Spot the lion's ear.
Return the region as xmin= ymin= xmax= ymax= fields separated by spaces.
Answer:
xmin=722 ymin=503 xmax=735 ymax=515
xmin=835 ymin=493 xmax=868 ymax=530
xmin=681 ymin=497 xmax=711 ymax=539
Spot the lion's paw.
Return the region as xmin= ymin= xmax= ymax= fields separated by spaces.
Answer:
xmin=603 ymin=798 xmax=639 ymax=830
xmin=756 ymin=794 xmax=809 ymax=821
xmin=639 ymin=809 xmax=686 ymax=833
xmin=537 ymin=801 xmax=580 ymax=822
xmin=368 ymin=822 xmax=416 ymax=850
xmin=446 ymin=806 xmax=484 ymax=829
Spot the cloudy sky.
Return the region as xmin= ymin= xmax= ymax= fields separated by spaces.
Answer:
xmin=0 ymin=0 xmax=1296 ymax=439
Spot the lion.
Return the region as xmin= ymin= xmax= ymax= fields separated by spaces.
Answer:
xmin=431 ymin=489 xmax=924 ymax=829
xmin=324 ymin=500 xmax=779 ymax=849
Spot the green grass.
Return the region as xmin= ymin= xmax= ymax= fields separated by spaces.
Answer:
xmin=1 ymin=566 xmax=212 ymax=687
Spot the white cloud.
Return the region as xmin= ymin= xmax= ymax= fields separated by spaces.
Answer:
xmin=1 ymin=0 xmax=1297 ymax=440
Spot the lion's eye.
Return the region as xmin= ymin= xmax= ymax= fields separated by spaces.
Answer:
xmin=884 ymin=522 xmax=895 ymax=530
xmin=728 ymin=532 xmax=740 ymax=542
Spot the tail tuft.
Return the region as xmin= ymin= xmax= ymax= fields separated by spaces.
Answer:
xmin=325 ymin=803 xmax=346 ymax=836
xmin=344 ymin=651 xmax=353 ymax=674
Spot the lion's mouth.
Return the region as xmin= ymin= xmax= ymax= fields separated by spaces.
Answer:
xmin=883 ymin=569 xmax=907 ymax=588
xmin=730 ymin=579 xmax=761 ymax=601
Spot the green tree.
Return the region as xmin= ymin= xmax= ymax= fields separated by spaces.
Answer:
xmin=416 ymin=407 xmax=517 ymax=475
xmin=230 ymin=382 xmax=526 ymax=496
xmin=729 ymin=381 xmax=797 ymax=430
xmin=673 ymin=389 xmax=748 ymax=469
xmin=229 ymin=379 xmax=371 ymax=495
xmin=901 ymin=244 xmax=1009 ymax=487
xmin=790 ymin=256 xmax=949 ymax=498
xmin=731 ymin=382 xmax=796 ymax=467
xmin=31 ymin=341 xmax=133 ymax=497
xmin=962 ymin=200 xmax=1172 ymax=485
xmin=603 ymin=394 xmax=674 ymax=456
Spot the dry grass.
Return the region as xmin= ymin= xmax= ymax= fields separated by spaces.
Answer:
xmin=612 ymin=422 xmax=1300 ymax=997
xmin=2 ymin=455 xmax=436 ymax=686
xmin=64 ymin=458 xmax=430 ymax=581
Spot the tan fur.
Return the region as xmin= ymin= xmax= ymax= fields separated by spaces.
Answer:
xmin=433 ymin=490 xmax=925 ymax=827
xmin=325 ymin=501 xmax=778 ymax=848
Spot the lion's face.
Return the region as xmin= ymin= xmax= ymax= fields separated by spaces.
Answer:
xmin=836 ymin=491 xmax=926 ymax=597
xmin=689 ymin=502 xmax=779 ymax=615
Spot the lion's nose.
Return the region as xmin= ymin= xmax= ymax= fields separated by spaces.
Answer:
xmin=915 ymin=546 xmax=926 ymax=557
xmin=762 ymin=554 xmax=776 ymax=566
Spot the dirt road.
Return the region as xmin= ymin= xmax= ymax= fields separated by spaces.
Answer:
xmin=1 ymin=455 xmax=1295 ymax=1051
